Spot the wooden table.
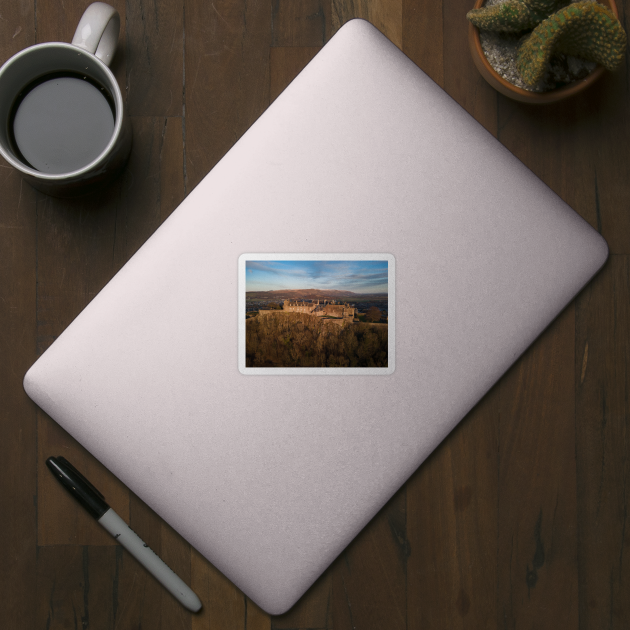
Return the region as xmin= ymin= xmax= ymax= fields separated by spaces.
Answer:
xmin=1 ymin=1 xmax=628 ymax=628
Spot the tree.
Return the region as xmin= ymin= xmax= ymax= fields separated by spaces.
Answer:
xmin=366 ymin=306 xmax=382 ymax=322
xmin=245 ymin=311 xmax=387 ymax=368
xmin=267 ymin=302 xmax=281 ymax=310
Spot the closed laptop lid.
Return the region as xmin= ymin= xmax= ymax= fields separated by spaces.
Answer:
xmin=24 ymin=19 xmax=607 ymax=614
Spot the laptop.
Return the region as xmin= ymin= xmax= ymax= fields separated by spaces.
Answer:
xmin=23 ymin=19 xmax=608 ymax=614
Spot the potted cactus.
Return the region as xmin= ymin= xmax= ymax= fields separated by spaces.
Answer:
xmin=467 ymin=0 xmax=627 ymax=102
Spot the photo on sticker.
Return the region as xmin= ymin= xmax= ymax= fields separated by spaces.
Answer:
xmin=245 ymin=259 xmax=389 ymax=368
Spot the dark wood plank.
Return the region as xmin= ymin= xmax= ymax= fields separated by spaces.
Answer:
xmin=33 ymin=188 xmax=121 ymax=354
xmin=0 ymin=0 xmax=35 ymax=54
xmin=407 ymin=394 xmax=499 ymax=629
xmin=330 ymin=486 xmax=407 ymax=630
xmin=576 ymin=0 xmax=629 ymax=253
xmin=36 ymin=545 xmax=118 ymax=630
xmin=126 ymin=0 xmax=183 ymax=117
xmin=443 ymin=0 xmax=497 ymax=131
xmin=491 ymin=19 xmax=628 ymax=627
xmin=576 ymin=256 xmax=630 ymax=629
xmin=271 ymin=0 xmax=331 ymax=46
xmin=497 ymin=305 xmax=578 ymax=628
xmin=0 ymin=4 xmax=39 ymax=629
xmin=496 ymin=97 xmax=598 ymax=226
xmin=184 ymin=0 xmax=272 ymax=192
xmin=0 ymin=138 xmax=38 ymax=630
xmin=582 ymin=71 xmax=630 ymax=254
xmin=482 ymin=36 xmax=628 ymax=630
xmin=331 ymin=0 xmax=402 ymax=48
xmin=402 ymin=0 xmax=444 ymax=88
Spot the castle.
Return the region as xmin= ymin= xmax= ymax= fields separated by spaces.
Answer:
xmin=283 ymin=299 xmax=355 ymax=318
xmin=258 ymin=299 xmax=356 ymax=326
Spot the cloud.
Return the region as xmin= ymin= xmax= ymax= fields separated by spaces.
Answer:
xmin=246 ymin=260 xmax=388 ymax=293
xmin=245 ymin=261 xmax=310 ymax=278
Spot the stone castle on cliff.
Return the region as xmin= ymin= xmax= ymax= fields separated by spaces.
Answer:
xmin=258 ymin=299 xmax=356 ymax=326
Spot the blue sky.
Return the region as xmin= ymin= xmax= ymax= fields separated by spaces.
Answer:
xmin=246 ymin=260 xmax=388 ymax=293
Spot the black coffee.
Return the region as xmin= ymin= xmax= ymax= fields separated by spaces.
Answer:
xmin=10 ymin=73 xmax=115 ymax=174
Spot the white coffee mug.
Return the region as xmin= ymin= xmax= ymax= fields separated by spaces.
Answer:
xmin=0 ymin=2 xmax=132 ymax=197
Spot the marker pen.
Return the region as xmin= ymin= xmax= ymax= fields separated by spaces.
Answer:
xmin=46 ymin=456 xmax=202 ymax=613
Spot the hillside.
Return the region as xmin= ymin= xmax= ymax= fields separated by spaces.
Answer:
xmin=245 ymin=311 xmax=388 ymax=368
xmin=246 ymin=288 xmax=387 ymax=300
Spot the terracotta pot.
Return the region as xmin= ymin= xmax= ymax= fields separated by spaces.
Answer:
xmin=468 ymin=0 xmax=619 ymax=103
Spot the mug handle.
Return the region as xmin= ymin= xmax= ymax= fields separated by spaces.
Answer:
xmin=71 ymin=2 xmax=120 ymax=67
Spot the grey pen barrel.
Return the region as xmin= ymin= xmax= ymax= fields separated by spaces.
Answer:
xmin=98 ymin=508 xmax=202 ymax=612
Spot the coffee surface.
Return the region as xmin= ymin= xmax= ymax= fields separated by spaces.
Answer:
xmin=12 ymin=74 xmax=115 ymax=174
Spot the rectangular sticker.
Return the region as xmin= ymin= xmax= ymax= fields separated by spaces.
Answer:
xmin=238 ymin=254 xmax=395 ymax=375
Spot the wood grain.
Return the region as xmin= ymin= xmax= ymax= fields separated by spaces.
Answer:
xmin=407 ymin=392 xmax=498 ymax=629
xmin=36 ymin=545 xmax=119 ymax=630
xmin=0 ymin=0 xmax=36 ymax=55
xmin=576 ymin=256 xmax=630 ymax=629
xmin=331 ymin=486 xmax=408 ymax=630
xmin=443 ymin=0 xmax=497 ymax=131
xmin=125 ymin=0 xmax=184 ymax=117
xmin=583 ymin=72 xmax=630 ymax=254
xmin=271 ymin=0 xmax=331 ymax=46
xmin=0 ymin=153 xmax=38 ymax=630
xmin=403 ymin=0 xmax=444 ymax=87
xmin=497 ymin=304 xmax=579 ymax=629
xmin=496 ymin=96 xmax=599 ymax=227
xmin=0 ymin=5 xmax=38 ymax=629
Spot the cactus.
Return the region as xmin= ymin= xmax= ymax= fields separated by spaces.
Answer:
xmin=467 ymin=0 xmax=568 ymax=33
xmin=516 ymin=1 xmax=627 ymax=85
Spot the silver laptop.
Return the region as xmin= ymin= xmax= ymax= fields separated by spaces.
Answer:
xmin=24 ymin=19 xmax=607 ymax=614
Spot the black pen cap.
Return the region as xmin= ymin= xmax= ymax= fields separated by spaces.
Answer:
xmin=46 ymin=456 xmax=110 ymax=519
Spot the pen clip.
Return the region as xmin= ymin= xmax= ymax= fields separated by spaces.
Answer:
xmin=55 ymin=456 xmax=106 ymax=501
